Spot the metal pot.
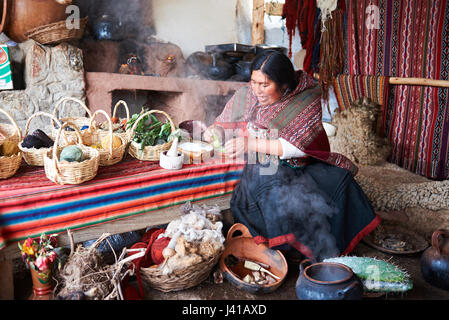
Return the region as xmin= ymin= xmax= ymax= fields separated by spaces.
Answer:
xmin=92 ymin=14 xmax=123 ymax=41
xmin=207 ymin=53 xmax=234 ymax=81
xmin=420 ymin=229 xmax=449 ymax=290
xmin=296 ymin=259 xmax=364 ymax=300
xmin=234 ymin=60 xmax=252 ymax=82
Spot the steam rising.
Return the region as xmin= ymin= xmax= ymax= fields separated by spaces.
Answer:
xmin=261 ymin=164 xmax=340 ymax=261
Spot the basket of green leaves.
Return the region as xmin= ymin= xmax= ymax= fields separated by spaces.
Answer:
xmin=127 ymin=109 xmax=176 ymax=161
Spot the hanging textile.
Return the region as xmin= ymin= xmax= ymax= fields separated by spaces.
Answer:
xmin=343 ymin=0 xmax=449 ymax=180
xmin=333 ymin=74 xmax=390 ymax=134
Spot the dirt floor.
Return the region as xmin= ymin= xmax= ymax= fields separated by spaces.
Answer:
xmin=10 ymin=210 xmax=449 ymax=301
xmin=12 ymin=235 xmax=449 ymax=302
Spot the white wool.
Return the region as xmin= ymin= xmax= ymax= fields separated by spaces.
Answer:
xmin=317 ymin=0 xmax=338 ymax=31
xmin=158 ymin=211 xmax=225 ymax=245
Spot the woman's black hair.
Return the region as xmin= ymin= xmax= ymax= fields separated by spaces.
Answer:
xmin=250 ymin=50 xmax=298 ymax=92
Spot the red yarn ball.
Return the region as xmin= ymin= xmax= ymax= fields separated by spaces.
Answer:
xmin=151 ymin=237 xmax=171 ymax=265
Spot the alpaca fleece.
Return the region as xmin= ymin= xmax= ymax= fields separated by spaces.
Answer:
xmin=329 ymin=97 xmax=391 ymax=166
xmin=356 ymin=162 xmax=449 ymax=212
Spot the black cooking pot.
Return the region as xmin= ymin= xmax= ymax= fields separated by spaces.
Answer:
xmin=92 ymin=14 xmax=123 ymax=41
xmin=296 ymin=259 xmax=364 ymax=300
xmin=234 ymin=60 xmax=252 ymax=82
xmin=207 ymin=53 xmax=235 ymax=81
xmin=421 ymin=229 xmax=449 ymax=290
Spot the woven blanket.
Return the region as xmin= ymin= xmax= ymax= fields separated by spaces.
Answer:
xmin=343 ymin=0 xmax=449 ymax=180
xmin=333 ymin=75 xmax=390 ymax=134
xmin=0 ymin=155 xmax=244 ymax=250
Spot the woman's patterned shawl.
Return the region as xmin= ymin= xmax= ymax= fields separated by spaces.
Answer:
xmin=214 ymin=71 xmax=358 ymax=175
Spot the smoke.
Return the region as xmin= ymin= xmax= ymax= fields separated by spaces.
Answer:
xmin=260 ymin=164 xmax=340 ymax=261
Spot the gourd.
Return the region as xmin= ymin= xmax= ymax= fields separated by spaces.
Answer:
xmin=0 ymin=141 xmax=19 ymax=156
xmin=100 ymin=135 xmax=122 ymax=150
xmin=59 ymin=145 xmax=84 ymax=162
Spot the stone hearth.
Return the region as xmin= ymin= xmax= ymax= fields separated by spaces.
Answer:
xmin=0 ymin=40 xmax=85 ymax=134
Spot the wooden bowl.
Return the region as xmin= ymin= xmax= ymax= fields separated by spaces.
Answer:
xmin=219 ymin=223 xmax=288 ymax=294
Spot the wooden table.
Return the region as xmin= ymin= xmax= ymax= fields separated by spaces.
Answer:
xmin=0 ymin=155 xmax=244 ymax=299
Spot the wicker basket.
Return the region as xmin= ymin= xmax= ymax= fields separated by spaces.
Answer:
xmin=140 ymin=249 xmax=223 ymax=292
xmin=87 ymin=110 xmax=127 ymax=166
xmin=0 ymin=108 xmax=22 ymax=179
xmin=44 ymin=121 xmax=99 ymax=185
xmin=19 ymin=112 xmax=64 ymax=166
xmin=52 ymin=97 xmax=95 ymax=145
xmin=24 ymin=17 xmax=88 ymax=45
xmin=128 ymin=110 xmax=176 ymax=161
xmin=98 ymin=100 xmax=131 ymax=143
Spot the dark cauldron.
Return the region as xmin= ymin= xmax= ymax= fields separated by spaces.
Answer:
xmin=296 ymin=259 xmax=364 ymax=300
xmin=421 ymin=229 xmax=449 ymax=290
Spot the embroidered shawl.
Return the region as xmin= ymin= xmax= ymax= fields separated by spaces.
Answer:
xmin=214 ymin=71 xmax=358 ymax=175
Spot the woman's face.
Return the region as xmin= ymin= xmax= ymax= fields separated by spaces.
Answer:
xmin=250 ymin=70 xmax=283 ymax=106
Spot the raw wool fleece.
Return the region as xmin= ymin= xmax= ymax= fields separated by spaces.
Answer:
xmin=355 ymin=162 xmax=449 ymax=212
xmin=329 ymin=97 xmax=391 ymax=166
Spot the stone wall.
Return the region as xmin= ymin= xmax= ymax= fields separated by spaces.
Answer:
xmin=0 ymin=40 xmax=86 ymax=135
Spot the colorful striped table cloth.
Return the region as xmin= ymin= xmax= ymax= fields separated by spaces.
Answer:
xmin=0 ymin=155 xmax=244 ymax=250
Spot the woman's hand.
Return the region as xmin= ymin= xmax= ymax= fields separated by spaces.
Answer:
xmin=224 ymin=137 xmax=248 ymax=159
xmin=203 ymin=126 xmax=216 ymax=143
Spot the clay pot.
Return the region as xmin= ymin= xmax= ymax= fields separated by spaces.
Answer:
xmin=219 ymin=223 xmax=288 ymax=294
xmin=0 ymin=0 xmax=70 ymax=43
xmin=178 ymin=120 xmax=207 ymax=140
xmin=420 ymin=229 xmax=449 ymax=290
xmin=296 ymin=259 xmax=364 ymax=300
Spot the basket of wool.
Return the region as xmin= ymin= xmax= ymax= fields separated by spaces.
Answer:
xmin=139 ymin=208 xmax=225 ymax=292
xmin=329 ymin=97 xmax=391 ymax=166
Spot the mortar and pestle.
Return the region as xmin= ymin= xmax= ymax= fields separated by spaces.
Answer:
xmin=159 ymin=134 xmax=184 ymax=170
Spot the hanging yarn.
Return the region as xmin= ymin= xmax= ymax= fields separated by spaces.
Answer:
xmin=281 ymin=0 xmax=300 ymax=58
xmin=282 ymin=0 xmax=319 ymax=75
xmin=319 ymin=8 xmax=345 ymax=104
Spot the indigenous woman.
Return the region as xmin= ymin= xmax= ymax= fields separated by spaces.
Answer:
xmin=204 ymin=50 xmax=380 ymax=261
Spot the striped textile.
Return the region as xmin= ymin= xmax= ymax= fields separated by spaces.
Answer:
xmin=333 ymin=75 xmax=389 ymax=110
xmin=333 ymin=74 xmax=390 ymax=133
xmin=0 ymin=155 xmax=244 ymax=250
xmin=343 ymin=0 xmax=449 ymax=180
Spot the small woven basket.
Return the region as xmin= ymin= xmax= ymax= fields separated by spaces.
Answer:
xmin=52 ymin=97 xmax=95 ymax=145
xmin=44 ymin=121 xmax=99 ymax=185
xmin=98 ymin=100 xmax=131 ymax=143
xmin=128 ymin=110 xmax=176 ymax=161
xmin=0 ymin=108 xmax=22 ymax=179
xmin=140 ymin=249 xmax=223 ymax=292
xmin=24 ymin=17 xmax=88 ymax=45
xmin=19 ymin=112 xmax=64 ymax=166
xmin=87 ymin=110 xmax=127 ymax=166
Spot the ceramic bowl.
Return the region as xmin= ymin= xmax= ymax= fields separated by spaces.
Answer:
xmin=219 ymin=223 xmax=288 ymax=294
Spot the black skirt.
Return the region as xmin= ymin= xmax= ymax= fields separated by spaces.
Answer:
xmin=230 ymin=159 xmax=380 ymax=261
